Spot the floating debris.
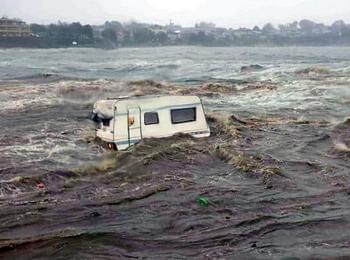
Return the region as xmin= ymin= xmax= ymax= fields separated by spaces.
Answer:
xmin=295 ymin=66 xmax=331 ymax=75
xmin=196 ymin=196 xmax=209 ymax=207
xmin=240 ymin=64 xmax=264 ymax=73
xmin=36 ymin=183 xmax=45 ymax=189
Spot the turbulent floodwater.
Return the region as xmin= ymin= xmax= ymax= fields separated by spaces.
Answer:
xmin=0 ymin=46 xmax=350 ymax=259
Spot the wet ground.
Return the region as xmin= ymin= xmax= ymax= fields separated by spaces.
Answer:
xmin=0 ymin=46 xmax=350 ymax=259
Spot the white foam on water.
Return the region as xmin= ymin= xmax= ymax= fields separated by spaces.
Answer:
xmin=0 ymin=83 xmax=60 ymax=112
xmin=334 ymin=142 xmax=350 ymax=152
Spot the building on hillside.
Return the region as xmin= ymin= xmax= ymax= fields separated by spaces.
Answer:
xmin=165 ymin=21 xmax=182 ymax=34
xmin=0 ymin=17 xmax=31 ymax=37
xmin=232 ymin=28 xmax=259 ymax=38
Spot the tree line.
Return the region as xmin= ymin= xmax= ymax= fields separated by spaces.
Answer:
xmin=28 ymin=19 xmax=350 ymax=48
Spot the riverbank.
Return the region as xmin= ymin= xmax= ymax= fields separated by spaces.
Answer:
xmin=2 ymin=36 xmax=350 ymax=49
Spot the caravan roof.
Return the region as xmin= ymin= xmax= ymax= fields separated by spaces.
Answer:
xmin=93 ymin=95 xmax=202 ymax=119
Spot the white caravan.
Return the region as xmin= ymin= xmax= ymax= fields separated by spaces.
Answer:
xmin=91 ymin=95 xmax=210 ymax=150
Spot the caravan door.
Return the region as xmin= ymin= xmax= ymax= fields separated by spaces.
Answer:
xmin=127 ymin=106 xmax=142 ymax=146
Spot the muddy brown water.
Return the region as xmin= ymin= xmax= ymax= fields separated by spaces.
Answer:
xmin=0 ymin=47 xmax=350 ymax=259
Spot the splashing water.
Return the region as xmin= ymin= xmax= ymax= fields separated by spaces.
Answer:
xmin=0 ymin=46 xmax=350 ymax=259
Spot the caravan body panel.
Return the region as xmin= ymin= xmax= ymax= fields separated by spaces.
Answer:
xmin=92 ymin=95 xmax=210 ymax=150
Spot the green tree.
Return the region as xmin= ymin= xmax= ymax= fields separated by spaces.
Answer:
xmin=299 ymin=19 xmax=316 ymax=34
xmin=69 ymin=22 xmax=82 ymax=39
xmin=262 ymin=23 xmax=276 ymax=34
xmin=331 ymin=20 xmax=347 ymax=36
xmin=105 ymin=21 xmax=123 ymax=31
xmin=252 ymin=26 xmax=260 ymax=32
xmin=133 ymin=27 xmax=155 ymax=43
xmin=102 ymin=28 xmax=117 ymax=43
xmin=156 ymin=31 xmax=168 ymax=43
xmin=30 ymin=24 xmax=47 ymax=36
xmin=82 ymin=25 xmax=93 ymax=39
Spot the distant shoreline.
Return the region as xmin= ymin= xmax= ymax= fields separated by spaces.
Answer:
xmin=2 ymin=17 xmax=350 ymax=50
xmin=1 ymin=40 xmax=350 ymax=49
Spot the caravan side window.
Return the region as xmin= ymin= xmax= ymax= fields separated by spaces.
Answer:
xmin=101 ymin=119 xmax=110 ymax=127
xmin=144 ymin=112 xmax=159 ymax=125
xmin=171 ymin=107 xmax=196 ymax=124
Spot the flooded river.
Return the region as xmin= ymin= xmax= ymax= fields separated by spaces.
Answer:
xmin=0 ymin=46 xmax=350 ymax=259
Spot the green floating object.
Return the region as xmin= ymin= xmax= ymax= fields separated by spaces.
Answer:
xmin=196 ymin=196 xmax=209 ymax=207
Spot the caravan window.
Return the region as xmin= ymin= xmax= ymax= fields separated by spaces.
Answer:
xmin=144 ymin=112 xmax=159 ymax=125
xmin=171 ymin=107 xmax=196 ymax=124
xmin=101 ymin=119 xmax=110 ymax=127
